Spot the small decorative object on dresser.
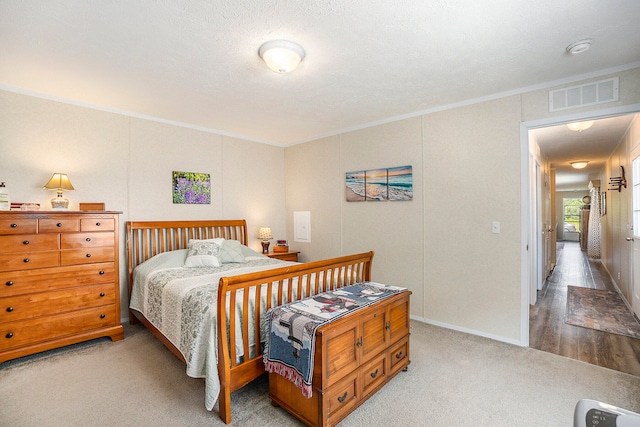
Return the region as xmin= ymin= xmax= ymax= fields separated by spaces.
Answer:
xmin=258 ymin=226 xmax=273 ymax=254
xmin=0 ymin=211 xmax=124 ymax=363
xmin=42 ymin=173 xmax=75 ymax=209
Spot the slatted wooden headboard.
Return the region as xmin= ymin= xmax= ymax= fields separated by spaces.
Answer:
xmin=126 ymin=219 xmax=248 ymax=295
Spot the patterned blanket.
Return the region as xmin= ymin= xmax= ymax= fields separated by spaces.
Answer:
xmin=129 ymin=249 xmax=295 ymax=411
xmin=263 ymin=282 xmax=406 ymax=398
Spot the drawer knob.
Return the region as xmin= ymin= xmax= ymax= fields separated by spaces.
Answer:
xmin=355 ymin=337 xmax=363 ymax=347
xmin=385 ymin=321 xmax=390 ymax=330
xmin=56 ymin=223 xmax=62 ymax=227
xmin=23 ymin=258 xmax=30 ymax=263
xmin=395 ymin=351 xmax=404 ymax=360
xmin=5 ymin=332 xmax=13 ymax=339
xmin=10 ymin=223 xmax=17 ymax=228
xmin=5 ymin=281 xmax=13 ymax=286
xmin=86 ymin=253 xmax=91 ymax=258
xmin=337 ymin=392 xmax=348 ymax=403
xmin=100 ymin=314 xmax=106 ymax=319
xmin=96 ymin=222 xmax=101 ymax=226
xmin=85 ymin=237 xmax=91 ymax=242
xmin=100 ymin=292 xmax=105 ymax=297
xmin=370 ymin=368 xmax=379 ymax=378
xmin=6 ymin=306 xmax=14 ymax=313
xmin=99 ymin=270 xmax=105 ymax=275
xmin=23 ymin=240 xmax=30 ymax=245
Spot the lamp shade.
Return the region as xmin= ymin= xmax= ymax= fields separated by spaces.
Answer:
xmin=259 ymin=40 xmax=305 ymax=73
xmin=43 ymin=173 xmax=75 ymax=191
xmin=257 ymin=227 xmax=273 ymax=241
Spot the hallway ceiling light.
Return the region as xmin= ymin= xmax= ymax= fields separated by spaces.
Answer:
xmin=571 ymin=161 xmax=589 ymax=169
xmin=566 ymin=120 xmax=594 ymax=132
xmin=258 ymin=40 xmax=305 ymax=73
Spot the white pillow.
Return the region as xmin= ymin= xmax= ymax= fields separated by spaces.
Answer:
xmin=184 ymin=240 xmax=222 ymax=267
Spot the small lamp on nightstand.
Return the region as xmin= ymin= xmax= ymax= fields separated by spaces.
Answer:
xmin=257 ymin=226 xmax=273 ymax=254
xmin=43 ymin=173 xmax=75 ymax=209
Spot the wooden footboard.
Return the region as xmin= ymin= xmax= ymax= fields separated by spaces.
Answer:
xmin=126 ymin=219 xmax=374 ymax=424
xmin=216 ymin=251 xmax=374 ymax=424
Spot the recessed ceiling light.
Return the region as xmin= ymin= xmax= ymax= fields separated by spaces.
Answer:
xmin=566 ymin=39 xmax=592 ymax=55
xmin=571 ymin=161 xmax=589 ymax=169
xmin=567 ymin=120 xmax=594 ymax=132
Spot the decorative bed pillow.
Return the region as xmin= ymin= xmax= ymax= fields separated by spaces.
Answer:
xmin=218 ymin=240 xmax=246 ymax=263
xmin=184 ymin=240 xmax=221 ymax=267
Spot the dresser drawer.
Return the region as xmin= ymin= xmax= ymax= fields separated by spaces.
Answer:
xmin=0 ymin=304 xmax=117 ymax=351
xmin=0 ymin=251 xmax=59 ymax=272
xmin=61 ymin=232 xmax=115 ymax=249
xmin=0 ymin=234 xmax=59 ymax=253
xmin=323 ymin=371 xmax=359 ymax=424
xmin=0 ymin=262 xmax=115 ymax=296
xmin=0 ymin=219 xmax=37 ymax=235
xmin=38 ymin=218 xmax=79 ymax=233
xmin=360 ymin=352 xmax=387 ymax=398
xmin=60 ymin=247 xmax=115 ymax=265
xmin=388 ymin=337 xmax=410 ymax=376
xmin=80 ymin=218 xmax=115 ymax=232
xmin=0 ymin=283 xmax=115 ymax=324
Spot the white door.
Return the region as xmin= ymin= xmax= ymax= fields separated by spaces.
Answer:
xmin=631 ymin=154 xmax=640 ymax=317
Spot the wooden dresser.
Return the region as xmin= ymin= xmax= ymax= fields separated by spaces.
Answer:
xmin=0 ymin=211 xmax=124 ymax=363
xmin=269 ymin=290 xmax=411 ymax=427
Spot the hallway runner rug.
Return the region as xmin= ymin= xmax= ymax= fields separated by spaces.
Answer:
xmin=565 ymin=286 xmax=640 ymax=340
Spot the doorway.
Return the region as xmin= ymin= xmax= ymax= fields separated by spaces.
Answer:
xmin=522 ymin=108 xmax=640 ymax=370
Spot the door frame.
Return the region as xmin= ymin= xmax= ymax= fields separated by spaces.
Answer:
xmin=519 ymin=102 xmax=640 ymax=347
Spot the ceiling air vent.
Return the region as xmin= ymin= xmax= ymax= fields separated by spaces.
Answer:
xmin=548 ymin=77 xmax=618 ymax=112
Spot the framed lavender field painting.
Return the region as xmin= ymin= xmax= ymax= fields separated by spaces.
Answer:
xmin=172 ymin=171 xmax=211 ymax=204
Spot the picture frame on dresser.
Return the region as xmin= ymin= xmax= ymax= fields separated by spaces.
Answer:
xmin=0 ymin=211 xmax=124 ymax=363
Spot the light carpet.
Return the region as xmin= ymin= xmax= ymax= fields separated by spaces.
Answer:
xmin=565 ymin=285 xmax=640 ymax=339
xmin=1 ymin=321 xmax=639 ymax=427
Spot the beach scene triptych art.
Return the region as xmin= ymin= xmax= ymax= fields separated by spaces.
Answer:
xmin=345 ymin=165 xmax=413 ymax=202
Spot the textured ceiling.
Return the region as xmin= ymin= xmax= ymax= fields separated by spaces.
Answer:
xmin=1 ymin=0 xmax=640 ymax=146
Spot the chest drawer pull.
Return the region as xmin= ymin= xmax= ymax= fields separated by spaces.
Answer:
xmin=100 ymin=292 xmax=105 ymax=297
xmin=395 ymin=350 xmax=404 ymax=360
xmin=355 ymin=337 xmax=363 ymax=347
xmin=10 ymin=223 xmax=17 ymax=228
xmin=86 ymin=253 xmax=91 ymax=258
xmin=99 ymin=270 xmax=105 ymax=275
xmin=96 ymin=222 xmax=101 ymax=226
xmin=5 ymin=332 xmax=13 ymax=339
xmin=23 ymin=258 xmax=30 ymax=263
xmin=6 ymin=281 xmax=13 ymax=286
xmin=6 ymin=306 xmax=14 ymax=312
xmin=85 ymin=237 xmax=91 ymax=242
xmin=100 ymin=314 xmax=106 ymax=319
xmin=23 ymin=240 xmax=30 ymax=245
xmin=337 ymin=392 xmax=348 ymax=403
xmin=56 ymin=223 xmax=62 ymax=227
xmin=385 ymin=321 xmax=390 ymax=330
xmin=370 ymin=368 xmax=379 ymax=378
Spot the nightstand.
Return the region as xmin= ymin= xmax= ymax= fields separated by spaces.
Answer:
xmin=266 ymin=251 xmax=299 ymax=262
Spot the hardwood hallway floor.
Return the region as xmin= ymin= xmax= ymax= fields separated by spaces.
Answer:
xmin=529 ymin=241 xmax=640 ymax=376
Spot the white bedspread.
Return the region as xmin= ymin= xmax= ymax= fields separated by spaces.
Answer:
xmin=129 ymin=249 xmax=295 ymax=411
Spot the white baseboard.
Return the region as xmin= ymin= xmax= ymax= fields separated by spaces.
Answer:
xmin=410 ymin=315 xmax=525 ymax=347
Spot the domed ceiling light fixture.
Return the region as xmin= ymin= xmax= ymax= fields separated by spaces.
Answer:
xmin=566 ymin=39 xmax=592 ymax=55
xmin=566 ymin=120 xmax=594 ymax=132
xmin=571 ymin=161 xmax=589 ymax=169
xmin=259 ymin=40 xmax=305 ymax=73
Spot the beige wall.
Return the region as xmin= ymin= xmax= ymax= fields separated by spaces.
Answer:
xmin=0 ymin=90 xmax=287 ymax=319
xmin=285 ymin=67 xmax=640 ymax=344
xmin=2 ymin=67 xmax=639 ymax=344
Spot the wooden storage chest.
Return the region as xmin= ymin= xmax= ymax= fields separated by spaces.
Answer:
xmin=268 ymin=290 xmax=411 ymax=427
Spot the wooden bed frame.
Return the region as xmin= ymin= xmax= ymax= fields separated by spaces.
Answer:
xmin=126 ymin=220 xmax=374 ymax=424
